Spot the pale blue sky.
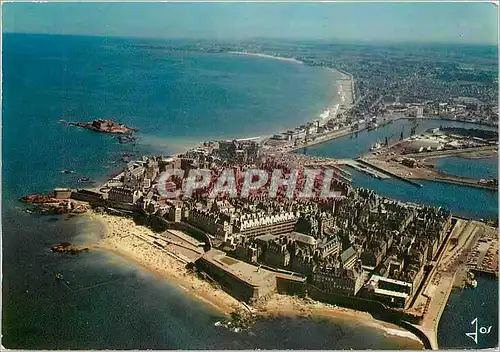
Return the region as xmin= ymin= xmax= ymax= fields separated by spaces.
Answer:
xmin=2 ymin=2 xmax=498 ymax=44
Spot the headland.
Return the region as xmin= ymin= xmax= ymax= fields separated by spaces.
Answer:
xmin=24 ymin=56 xmax=498 ymax=350
xmin=86 ymin=210 xmax=424 ymax=345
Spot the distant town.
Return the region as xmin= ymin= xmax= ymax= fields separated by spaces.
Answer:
xmin=134 ymin=39 xmax=498 ymax=126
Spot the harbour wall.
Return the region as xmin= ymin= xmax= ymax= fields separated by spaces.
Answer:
xmin=398 ymin=321 xmax=433 ymax=350
xmin=70 ymin=190 xmax=138 ymax=211
xmin=273 ymin=279 xmax=424 ymax=325
xmin=276 ymin=276 xmax=307 ymax=295
xmin=431 ymin=177 xmax=497 ymax=191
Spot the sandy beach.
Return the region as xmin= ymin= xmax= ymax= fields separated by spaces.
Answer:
xmin=85 ymin=211 xmax=423 ymax=346
xmin=328 ymin=68 xmax=355 ymax=107
xmin=227 ymin=51 xmax=352 ymax=124
xmin=87 ymin=212 xmax=243 ymax=315
xmin=257 ymin=294 xmax=422 ymax=344
xmin=228 ymin=51 xmax=354 ymax=108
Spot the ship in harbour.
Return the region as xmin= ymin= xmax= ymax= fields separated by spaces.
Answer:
xmin=370 ymin=142 xmax=382 ymax=151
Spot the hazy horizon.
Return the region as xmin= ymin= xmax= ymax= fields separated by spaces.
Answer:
xmin=2 ymin=2 xmax=498 ymax=45
xmin=3 ymin=31 xmax=499 ymax=47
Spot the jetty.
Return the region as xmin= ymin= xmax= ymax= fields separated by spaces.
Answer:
xmin=356 ymin=158 xmax=423 ymax=186
xmin=293 ymin=154 xmax=389 ymax=180
xmin=336 ymin=159 xmax=390 ymax=179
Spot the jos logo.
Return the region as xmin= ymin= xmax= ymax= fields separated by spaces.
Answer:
xmin=465 ymin=318 xmax=493 ymax=345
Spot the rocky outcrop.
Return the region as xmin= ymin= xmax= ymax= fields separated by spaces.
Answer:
xmin=20 ymin=194 xmax=89 ymax=214
xmin=70 ymin=119 xmax=137 ymax=135
xmin=50 ymin=242 xmax=89 ymax=254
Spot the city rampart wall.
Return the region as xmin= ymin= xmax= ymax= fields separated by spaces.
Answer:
xmin=398 ymin=321 xmax=433 ymax=350
xmin=195 ymin=257 xmax=263 ymax=303
xmin=276 ymin=276 xmax=307 ymax=295
xmin=70 ymin=190 xmax=103 ymax=202
xmin=135 ymin=214 xmax=212 ymax=250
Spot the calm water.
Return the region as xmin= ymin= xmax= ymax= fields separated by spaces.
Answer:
xmin=438 ymin=275 xmax=499 ymax=349
xmin=433 ymin=156 xmax=498 ymax=180
xmin=4 ymin=33 xmax=339 ymax=157
xmin=299 ymin=118 xmax=497 ymax=160
xmin=342 ymin=169 xmax=498 ymax=221
xmin=2 ymin=33 xmax=423 ymax=349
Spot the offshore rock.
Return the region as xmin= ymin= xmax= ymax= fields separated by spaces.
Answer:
xmin=70 ymin=119 xmax=138 ymax=135
xmin=50 ymin=242 xmax=89 ymax=255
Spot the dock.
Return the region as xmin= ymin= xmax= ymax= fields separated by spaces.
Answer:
xmin=432 ymin=177 xmax=498 ymax=191
xmin=283 ymin=126 xmax=358 ymax=153
xmin=466 ymin=226 xmax=498 ymax=277
xmin=336 ymin=159 xmax=390 ymax=179
xmin=357 ymin=158 xmax=423 ymax=187
xmin=402 ymin=145 xmax=498 ymax=160
xmin=294 ymin=154 xmax=390 ymax=180
xmin=405 ymin=219 xmax=459 ymax=350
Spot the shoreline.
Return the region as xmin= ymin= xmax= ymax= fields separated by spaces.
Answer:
xmin=59 ymin=54 xmax=493 ymax=348
xmin=227 ymin=51 xmax=304 ymax=65
xmin=218 ymin=51 xmax=357 ymax=153
xmin=86 ymin=211 xmax=423 ymax=346
xmin=228 ymin=50 xmax=354 ymax=127
xmin=327 ymin=67 xmax=355 ymax=107
xmin=140 ymin=53 xmax=355 ymax=157
xmin=87 ymin=212 xmax=243 ymax=316
xmin=257 ymin=294 xmax=423 ymax=345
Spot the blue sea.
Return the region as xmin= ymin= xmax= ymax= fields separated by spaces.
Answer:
xmin=438 ymin=275 xmax=499 ymax=349
xmin=2 ymin=33 xmax=425 ymax=349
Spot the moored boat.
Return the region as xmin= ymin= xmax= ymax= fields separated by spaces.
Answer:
xmin=370 ymin=142 xmax=382 ymax=151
